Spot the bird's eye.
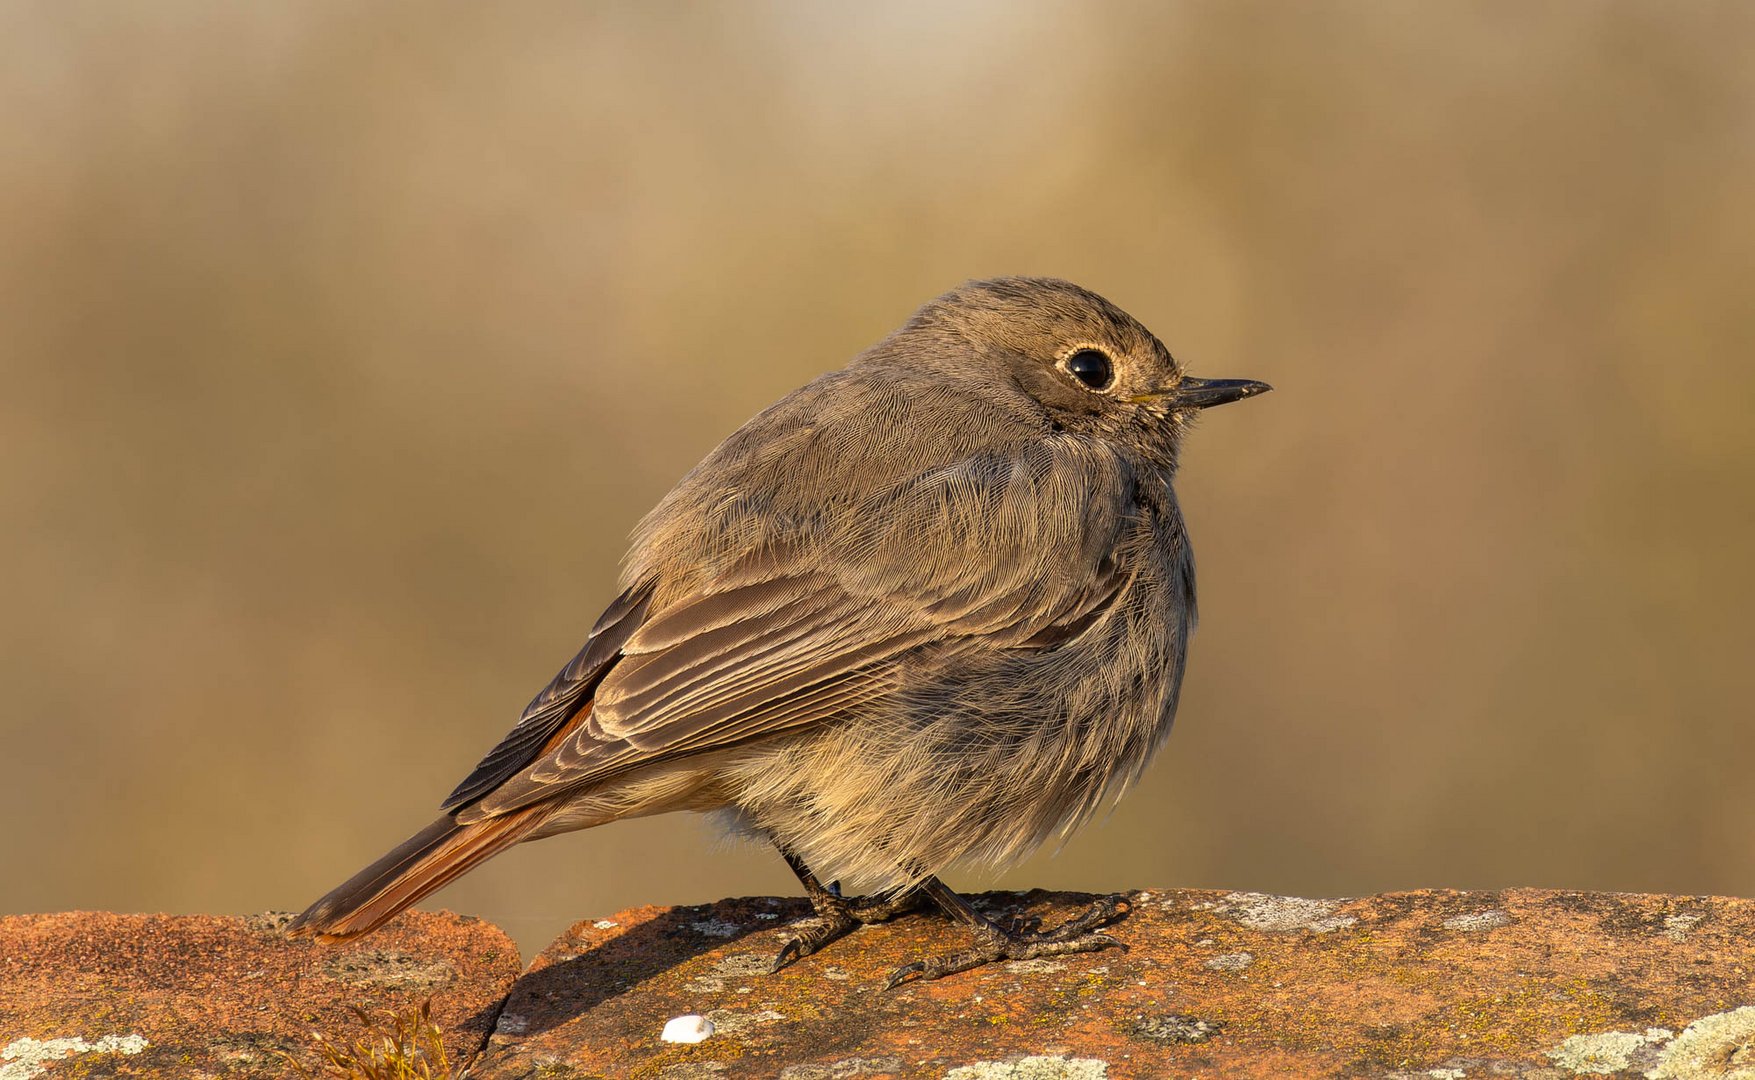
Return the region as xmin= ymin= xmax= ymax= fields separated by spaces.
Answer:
xmin=1064 ymin=349 xmax=1114 ymax=391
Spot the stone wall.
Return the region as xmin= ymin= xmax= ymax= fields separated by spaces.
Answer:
xmin=5 ymin=889 xmax=1754 ymax=1078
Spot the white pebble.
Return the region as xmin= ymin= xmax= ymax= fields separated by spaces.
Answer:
xmin=661 ymin=1014 xmax=714 ymax=1044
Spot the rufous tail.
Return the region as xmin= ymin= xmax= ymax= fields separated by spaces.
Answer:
xmin=285 ymin=807 xmax=544 ymax=941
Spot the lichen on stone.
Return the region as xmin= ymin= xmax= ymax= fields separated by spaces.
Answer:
xmin=691 ymin=917 xmax=745 ymax=938
xmin=1650 ymin=1007 xmax=1755 ymax=1079
xmin=943 ymin=1056 xmax=1108 ymax=1079
xmin=322 ymin=947 xmax=456 ymax=992
xmin=1204 ymin=951 xmax=1254 ymax=972
xmin=776 ymin=1057 xmax=904 ymax=1079
xmin=1131 ymin=1014 xmax=1220 ymax=1045
xmin=1 ymin=1034 xmax=149 ymax=1080
xmin=1547 ymin=1028 xmax=1670 ymax=1074
xmin=244 ymin=911 xmax=297 ymax=935
xmin=702 ymin=1008 xmax=785 ymax=1037
xmin=1441 ymin=910 xmax=1511 ymax=932
xmin=1212 ymin=891 xmax=1358 ymax=933
xmin=711 ymin=952 xmax=773 ymax=977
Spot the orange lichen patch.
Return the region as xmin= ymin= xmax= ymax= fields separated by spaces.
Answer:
xmin=0 ymin=910 xmax=520 ymax=1076
xmin=472 ymin=889 xmax=1755 ymax=1079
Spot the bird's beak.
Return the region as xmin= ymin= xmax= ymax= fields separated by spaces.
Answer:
xmin=1132 ymin=377 xmax=1273 ymax=409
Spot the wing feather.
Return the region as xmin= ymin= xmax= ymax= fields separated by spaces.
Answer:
xmin=452 ymin=438 xmax=1138 ymax=821
xmin=596 ymin=578 xmax=844 ymax=728
xmin=439 ymin=579 xmax=655 ymax=813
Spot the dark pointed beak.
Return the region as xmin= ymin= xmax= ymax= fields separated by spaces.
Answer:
xmin=1169 ymin=377 xmax=1273 ymax=410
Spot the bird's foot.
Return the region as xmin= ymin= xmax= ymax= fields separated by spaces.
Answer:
xmin=770 ymin=887 xmax=923 ymax=973
xmin=883 ymin=893 xmax=1131 ymax=989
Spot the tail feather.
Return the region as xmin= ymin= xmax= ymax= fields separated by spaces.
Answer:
xmin=286 ymin=807 xmax=545 ymax=941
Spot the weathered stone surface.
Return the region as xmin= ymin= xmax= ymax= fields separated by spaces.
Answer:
xmin=0 ymin=910 xmax=520 ymax=1076
xmin=8 ymin=890 xmax=1753 ymax=1078
xmin=472 ymin=889 xmax=1755 ymax=1079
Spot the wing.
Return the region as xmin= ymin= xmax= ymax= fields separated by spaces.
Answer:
xmin=456 ymin=436 xmax=1140 ymax=821
xmin=439 ymin=578 xmax=656 ymax=812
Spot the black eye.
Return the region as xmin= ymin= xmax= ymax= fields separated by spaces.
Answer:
xmin=1064 ymin=349 xmax=1114 ymax=391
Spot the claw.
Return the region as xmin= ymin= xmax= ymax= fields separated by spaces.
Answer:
xmin=770 ymin=937 xmax=807 ymax=974
xmin=770 ymin=909 xmax=857 ymax=973
xmin=879 ymin=892 xmax=1133 ymax=990
xmin=773 ymin=848 xmax=1133 ymax=989
xmin=883 ymin=961 xmax=926 ymax=990
xmin=769 ymin=888 xmax=925 ymax=975
xmin=1041 ymin=897 xmax=1130 ymax=941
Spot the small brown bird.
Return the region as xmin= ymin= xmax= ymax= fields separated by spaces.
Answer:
xmin=288 ymin=277 xmax=1270 ymax=985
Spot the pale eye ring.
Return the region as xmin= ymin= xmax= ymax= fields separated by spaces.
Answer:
xmin=1063 ymin=348 xmax=1115 ymax=391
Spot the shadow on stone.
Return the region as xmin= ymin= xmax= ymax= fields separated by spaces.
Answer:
xmin=465 ymin=898 xmax=800 ymax=1041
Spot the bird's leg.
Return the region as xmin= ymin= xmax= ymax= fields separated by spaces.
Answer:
xmin=883 ymin=877 xmax=1131 ymax=989
xmin=769 ymin=847 xmax=922 ymax=973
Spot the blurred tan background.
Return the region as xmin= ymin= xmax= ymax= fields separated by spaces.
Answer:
xmin=4 ymin=1 xmax=1753 ymax=960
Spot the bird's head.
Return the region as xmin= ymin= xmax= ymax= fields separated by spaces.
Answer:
xmin=889 ymin=276 xmax=1270 ymax=469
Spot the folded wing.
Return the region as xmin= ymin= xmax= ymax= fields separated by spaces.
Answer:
xmin=449 ymin=439 xmax=1138 ymax=823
